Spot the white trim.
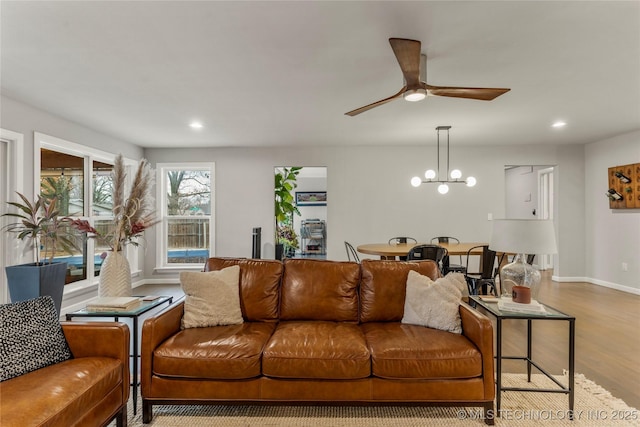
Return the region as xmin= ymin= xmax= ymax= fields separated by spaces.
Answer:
xmin=35 ymin=132 xmax=122 ymax=164
xmin=155 ymin=162 xmax=215 ymax=269
xmin=552 ymin=275 xmax=640 ymax=295
xmin=537 ymin=167 xmax=555 ymax=270
xmin=1 ymin=128 xmax=25 ymax=303
xmin=0 ymin=128 xmax=24 ymax=196
xmin=153 ymin=265 xmax=203 ymax=274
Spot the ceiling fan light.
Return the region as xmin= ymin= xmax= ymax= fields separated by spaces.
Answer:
xmin=403 ymin=89 xmax=427 ymax=102
xmin=411 ymin=177 xmax=422 ymax=187
xmin=438 ymin=183 xmax=449 ymax=194
xmin=450 ymin=169 xmax=462 ymax=180
xmin=424 ymin=169 xmax=436 ymax=180
xmin=466 ymin=176 xmax=477 ymax=187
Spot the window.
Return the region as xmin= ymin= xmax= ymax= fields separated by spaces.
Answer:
xmin=156 ymin=163 xmax=214 ymax=269
xmin=35 ymin=132 xmax=139 ymax=288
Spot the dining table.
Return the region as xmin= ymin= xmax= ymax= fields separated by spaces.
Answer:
xmin=356 ymin=242 xmax=490 ymax=260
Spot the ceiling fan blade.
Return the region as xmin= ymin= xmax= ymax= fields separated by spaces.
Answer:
xmin=345 ymin=87 xmax=406 ymax=116
xmin=389 ymin=38 xmax=422 ymax=88
xmin=426 ymin=85 xmax=510 ymax=101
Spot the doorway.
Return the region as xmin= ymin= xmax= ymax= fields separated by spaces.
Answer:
xmin=504 ymin=165 xmax=555 ymax=270
xmin=274 ymin=166 xmax=327 ymax=259
xmin=537 ymin=167 xmax=554 ymax=270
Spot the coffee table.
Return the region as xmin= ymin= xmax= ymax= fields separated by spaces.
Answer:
xmin=469 ymin=296 xmax=575 ymax=418
xmin=65 ymin=295 xmax=174 ymax=414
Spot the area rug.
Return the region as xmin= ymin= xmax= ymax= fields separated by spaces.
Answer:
xmin=117 ymin=373 xmax=638 ymax=426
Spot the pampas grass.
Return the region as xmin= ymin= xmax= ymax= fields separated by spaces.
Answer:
xmin=71 ymin=154 xmax=157 ymax=251
xmin=111 ymin=154 xmax=156 ymax=251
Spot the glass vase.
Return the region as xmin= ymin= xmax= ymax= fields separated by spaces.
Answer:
xmin=499 ymin=253 xmax=541 ymax=300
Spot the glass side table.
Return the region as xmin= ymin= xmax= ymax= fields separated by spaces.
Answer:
xmin=469 ymin=296 xmax=575 ymax=419
xmin=65 ymin=296 xmax=174 ymax=415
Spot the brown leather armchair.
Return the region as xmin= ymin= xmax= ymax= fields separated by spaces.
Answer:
xmin=0 ymin=322 xmax=130 ymax=427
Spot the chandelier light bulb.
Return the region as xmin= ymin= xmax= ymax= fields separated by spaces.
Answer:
xmin=424 ymin=169 xmax=436 ymax=180
xmin=410 ymin=126 xmax=476 ymax=194
xmin=438 ymin=183 xmax=449 ymax=194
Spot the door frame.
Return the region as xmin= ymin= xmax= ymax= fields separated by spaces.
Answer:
xmin=1 ymin=128 xmax=25 ymax=303
xmin=537 ymin=166 xmax=555 ymax=270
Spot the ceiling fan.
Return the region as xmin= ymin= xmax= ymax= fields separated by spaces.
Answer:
xmin=345 ymin=38 xmax=510 ymax=116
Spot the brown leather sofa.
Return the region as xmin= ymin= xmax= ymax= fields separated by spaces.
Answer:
xmin=0 ymin=322 xmax=130 ymax=427
xmin=141 ymin=258 xmax=495 ymax=425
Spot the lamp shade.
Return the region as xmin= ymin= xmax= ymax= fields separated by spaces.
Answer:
xmin=489 ymin=219 xmax=557 ymax=254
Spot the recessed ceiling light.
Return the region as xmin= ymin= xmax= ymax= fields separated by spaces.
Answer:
xmin=189 ymin=122 xmax=203 ymax=129
xmin=551 ymin=121 xmax=567 ymax=128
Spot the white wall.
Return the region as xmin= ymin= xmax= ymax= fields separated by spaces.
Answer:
xmin=143 ymin=143 xmax=586 ymax=282
xmin=505 ymin=166 xmax=547 ymax=219
xmin=585 ymin=130 xmax=640 ymax=292
xmin=4 ymin=94 xmax=636 ymax=293
xmin=0 ymin=96 xmax=144 ymax=196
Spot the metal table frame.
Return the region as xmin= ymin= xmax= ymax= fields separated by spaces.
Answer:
xmin=470 ymin=296 xmax=575 ymax=419
xmin=65 ymin=296 xmax=174 ymax=415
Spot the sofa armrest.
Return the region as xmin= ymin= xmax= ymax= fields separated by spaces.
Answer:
xmin=61 ymin=321 xmax=130 ymax=403
xmin=141 ymin=299 xmax=184 ymax=396
xmin=459 ymin=302 xmax=495 ymax=400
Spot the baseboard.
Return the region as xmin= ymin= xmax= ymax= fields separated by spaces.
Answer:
xmin=552 ymin=275 xmax=640 ymax=295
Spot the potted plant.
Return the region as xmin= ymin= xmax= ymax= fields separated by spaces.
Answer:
xmin=274 ymin=167 xmax=301 ymax=259
xmin=2 ymin=193 xmax=78 ymax=314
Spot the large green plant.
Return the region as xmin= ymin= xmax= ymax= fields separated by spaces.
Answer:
xmin=275 ymin=167 xmax=302 ymax=249
xmin=2 ymin=193 xmax=78 ymax=265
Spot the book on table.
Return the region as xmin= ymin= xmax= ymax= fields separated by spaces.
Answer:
xmin=497 ymin=297 xmax=547 ymax=314
xmin=86 ymin=297 xmax=141 ymax=311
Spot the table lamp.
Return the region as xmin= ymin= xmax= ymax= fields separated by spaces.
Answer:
xmin=489 ymin=219 xmax=557 ymax=302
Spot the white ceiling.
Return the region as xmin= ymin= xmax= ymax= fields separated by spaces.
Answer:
xmin=1 ymin=1 xmax=639 ymax=149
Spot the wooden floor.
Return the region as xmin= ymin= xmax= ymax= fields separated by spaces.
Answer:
xmin=135 ymin=271 xmax=640 ymax=409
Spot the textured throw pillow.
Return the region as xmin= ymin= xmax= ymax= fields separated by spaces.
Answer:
xmin=401 ymin=271 xmax=464 ymax=334
xmin=0 ymin=296 xmax=72 ymax=382
xmin=180 ymin=265 xmax=243 ymax=329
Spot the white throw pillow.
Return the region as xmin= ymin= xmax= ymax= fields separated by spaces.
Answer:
xmin=180 ymin=265 xmax=243 ymax=329
xmin=401 ymin=271 xmax=464 ymax=334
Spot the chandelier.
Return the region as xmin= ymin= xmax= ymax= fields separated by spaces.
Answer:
xmin=410 ymin=125 xmax=476 ymax=194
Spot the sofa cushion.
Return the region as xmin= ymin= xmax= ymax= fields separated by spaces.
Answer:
xmin=361 ymin=322 xmax=482 ymax=380
xmin=360 ymin=260 xmax=441 ymax=323
xmin=280 ymin=259 xmax=360 ymax=321
xmin=205 ymin=257 xmax=282 ymax=322
xmin=0 ymin=357 xmax=122 ymax=426
xmin=263 ymin=321 xmax=370 ymax=379
xmin=0 ymin=296 xmax=72 ymax=381
xmin=401 ymin=271 xmax=465 ymax=334
xmin=181 ymin=266 xmax=243 ymax=328
xmin=153 ymin=322 xmax=276 ymax=379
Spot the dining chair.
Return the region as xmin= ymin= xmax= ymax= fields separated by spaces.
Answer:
xmin=407 ymin=244 xmax=447 ymax=273
xmin=344 ymin=241 xmax=360 ymax=263
xmin=430 ymin=236 xmax=466 ymax=274
xmin=388 ymin=236 xmax=418 ymax=245
xmin=464 ymin=245 xmax=498 ymax=296
xmin=388 ymin=237 xmax=417 ymax=260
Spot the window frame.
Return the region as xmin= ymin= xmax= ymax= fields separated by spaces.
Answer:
xmin=155 ymin=162 xmax=215 ymax=271
xmin=34 ymin=132 xmax=141 ymax=294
